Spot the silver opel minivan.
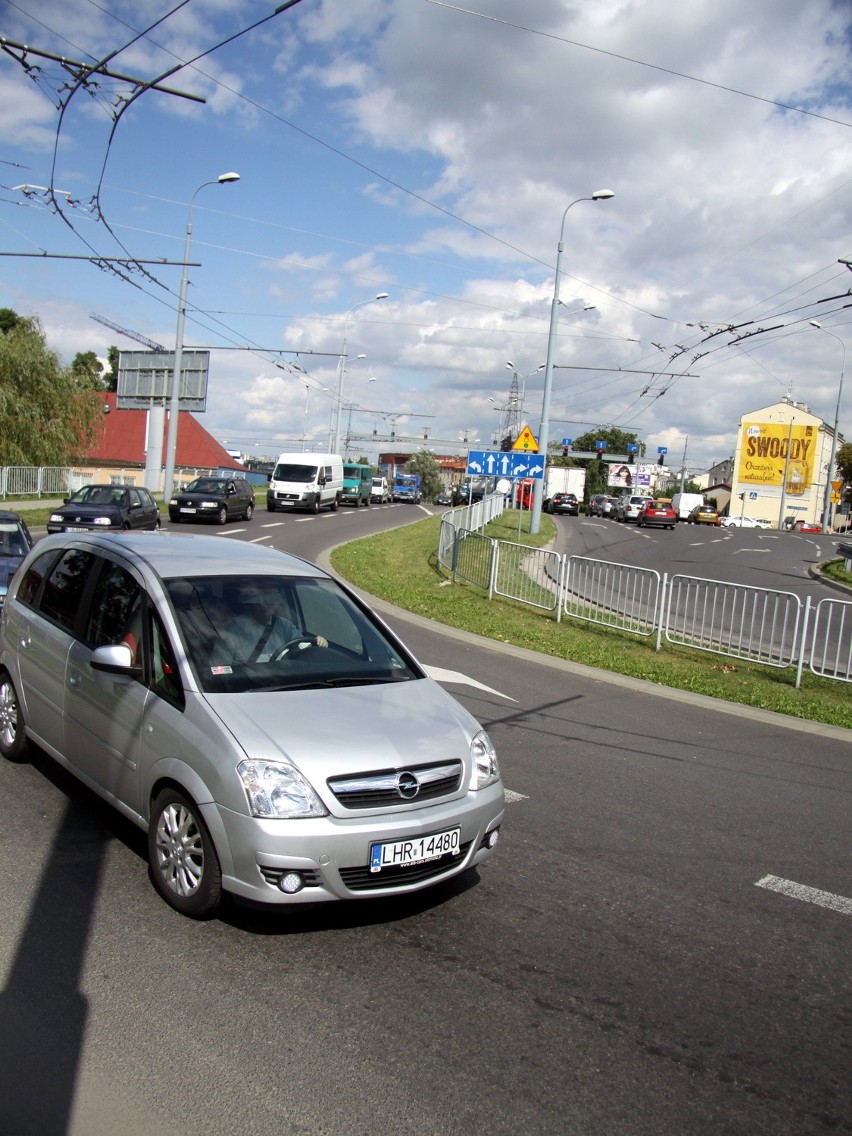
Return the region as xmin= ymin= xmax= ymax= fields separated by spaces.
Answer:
xmin=0 ymin=532 xmax=503 ymax=918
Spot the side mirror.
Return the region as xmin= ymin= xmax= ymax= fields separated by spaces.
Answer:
xmin=90 ymin=642 xmax=142 ymax=676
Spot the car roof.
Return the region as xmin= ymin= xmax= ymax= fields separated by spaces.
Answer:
xmin=0 ymin=511 xmax=25 ymax=522
xmin=27 ymin=531 xmax=326 ymax=582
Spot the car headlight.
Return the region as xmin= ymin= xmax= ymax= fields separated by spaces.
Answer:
xmin=200 ymin=500 xmax=218 ymax=509
xmin=48 ymin=513 xmax=63 ymax=522
xmin=469 ymin=730 xmax=500 ymax=790
xmin=93 ymin=516 xmax=115 ymax=526
xmin=168 ymin=497 xmax=178 ymax=506
xmin=237 ymin=759 xmax=329 ymax=819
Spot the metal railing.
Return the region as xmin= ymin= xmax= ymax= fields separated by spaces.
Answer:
xmin=564 ymin=556 xmax=662 ymax=638
xmin=438 ymin=515 xmax=852 ymax=688
xmin=808 ymin=597 xmax=852 ymax=683
xmin=664 ymin=574 xmax=802 ymax=668
xmin=0 ymin=465 xmax=224 ymax=499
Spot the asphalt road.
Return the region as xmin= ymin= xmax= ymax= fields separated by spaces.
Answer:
xmin=0 ymin=502 xmax=849 ymax=1136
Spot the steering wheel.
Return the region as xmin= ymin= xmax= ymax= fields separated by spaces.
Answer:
xmin=270 ymin=636 xmax=316 ymax=660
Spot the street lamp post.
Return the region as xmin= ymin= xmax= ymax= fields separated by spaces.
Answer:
xmin=530 ymin=190 xmax=614 ymax=535
xmin=329 ymin=293 xmax=388 ymax=453
xmin=163 ymin=172 xmax=240 ymax=497
xmin=810 ymin=320 xmax=846 ymax=532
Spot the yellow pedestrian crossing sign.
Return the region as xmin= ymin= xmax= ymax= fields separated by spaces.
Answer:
xmin=512 ymin=426 xmax=539 ymax=452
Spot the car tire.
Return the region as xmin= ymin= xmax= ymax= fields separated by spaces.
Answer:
xmin=152 ymin=516 xmax=162 ymax=530
xmin=311 ymin=497 xmax=320 ymax=514
xmin=148 ymin=789 xmax=222 ymax=919
xmin=330 ymin=496 xmax=339 ymax=512
xmin=0 ymin=671 xmax=28 ymax=763
xmin=216 ymin=505 xmax=228 ymax=525
xmin=244 ymin=503 xmax=254 ymax=521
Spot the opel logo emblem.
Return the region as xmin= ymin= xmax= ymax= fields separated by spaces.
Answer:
xmin=396 ymin=771 xmax=420 ymax=799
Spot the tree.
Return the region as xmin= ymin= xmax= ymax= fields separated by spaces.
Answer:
xmin=567 ymin=427 xmax=643 ymax=500
xmin=104 ymin=345 xmax=120 ymax=392
xmin=0 ymin=308 xmax=23 ymax=335
xmin=0 ymin=314 xmax=103 ymax=466
xmin=405 ymin=450 xmax=443 ymax=501
xmin=71 ymin=351 xmax=104 ymax=384
xmin=835 ymin=441 xmax=852 ymax=484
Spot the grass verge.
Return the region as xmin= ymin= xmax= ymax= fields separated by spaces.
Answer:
xmin=331 ymin=512 xmax=852 ymax=731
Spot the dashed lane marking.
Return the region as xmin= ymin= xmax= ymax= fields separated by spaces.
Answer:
xmin=755 ymin=875 xmax=852 ymax=915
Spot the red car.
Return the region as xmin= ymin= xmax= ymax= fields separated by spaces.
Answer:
xmin=636 ymin=500 xmax=677 ymax=529
xmin=792 ymin=520 xmax=823 ymax=533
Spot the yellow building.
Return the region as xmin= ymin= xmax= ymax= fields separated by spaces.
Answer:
xmin=732 ymin=398 xmax=840 ymax=528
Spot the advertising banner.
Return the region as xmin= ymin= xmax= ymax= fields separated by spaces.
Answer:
xmin=607 ymin=463 xmax=653 ymax=490
xmin=735 ymin=422 xmax=816 ymax=498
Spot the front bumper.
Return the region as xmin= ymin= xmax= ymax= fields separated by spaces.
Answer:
xmin=207 ymin=782 xmax=505 ymax=905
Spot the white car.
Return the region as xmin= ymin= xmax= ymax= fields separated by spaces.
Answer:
xmin=721 ymin=516 xmax=771 ymax=529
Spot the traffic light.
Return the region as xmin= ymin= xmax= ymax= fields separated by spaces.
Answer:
xmin=658 ymin=453 xmax=665 ymax=466
xmin=562 ymin=446 xmax=569 ymax=457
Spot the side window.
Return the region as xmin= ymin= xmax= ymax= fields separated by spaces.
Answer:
xmin=149 ymin=609 xmax=184 ymax=709
xmin=39 ymin=550 xmax=96 ymax=632
xmin=17 ymin=550 xmax=59 ymax=609
xmin=85 ymin=561 xmax=143 ymax=651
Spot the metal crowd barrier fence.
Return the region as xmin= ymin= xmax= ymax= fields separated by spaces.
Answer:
xmin=663 ymin=574 xmax=802 ymax=668
xmin=493 ymin=541 xmax=562 ymax=612
xmin=563 ymin=556 xmax=662 ymax=638
xmin=438 ymin=519 xmax=852 ymax=688
xmin=808 ymin=597 xmax=852 ymax=683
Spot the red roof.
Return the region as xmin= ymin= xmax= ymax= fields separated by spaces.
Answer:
xmin=81 ymin=392 xmax=244 ymax=470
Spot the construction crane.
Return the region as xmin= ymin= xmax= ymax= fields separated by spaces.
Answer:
xmin=90 ymin=312 xmax=166 ymax=352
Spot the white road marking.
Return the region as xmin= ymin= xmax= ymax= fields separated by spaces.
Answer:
xmin=261 ymin=521 xmax=287 ymax=528
xmin=755 ymin=875 xmax=852 ymax=915
xmin=424 ymin=665 xmax=517 ymax=701
xmin=504 ymin=790 xmax=528 ymax=802
xmin=732 ymin=548 xmax=771 ymax=554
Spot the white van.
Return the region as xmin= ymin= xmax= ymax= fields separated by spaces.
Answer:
xmin=671 ymin=491 xmax=705 ymax=522
xmin=370 ymin=475 xmax=390 ymax=504
xmin=266 ymin=452 xmax=343 ymax=514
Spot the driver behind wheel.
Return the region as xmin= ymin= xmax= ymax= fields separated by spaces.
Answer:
xmin=221 ymin=582 xmax=328 ymax=663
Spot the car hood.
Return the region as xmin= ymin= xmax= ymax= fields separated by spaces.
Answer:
xmin=174 ymin=491 xmax=227 ymax=503
xmin=54 ymin=503 xmax=120 ymax=518
xmin=203 ymin=676 xmax=480 ymax=781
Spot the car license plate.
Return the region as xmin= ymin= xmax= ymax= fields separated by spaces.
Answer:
xmin=369 ymin=827 xmax=460 ymax=873
xmin=179 ymin=507 xmax=197 ymax=514
xmin=65 ymin=525 xmax=89 ymax=532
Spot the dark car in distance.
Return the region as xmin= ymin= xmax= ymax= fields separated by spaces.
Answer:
xmin=544 ymin=492 xmax=579 ymax=515
xmin=169 ymin=477 xmax=255 ymax=525
xmin=0 ymin=512 xmax=33 ymax=607
xmin=48 ymin=485 xmax=161 ymax=534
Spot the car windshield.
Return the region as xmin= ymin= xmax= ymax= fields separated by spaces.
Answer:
xmin=0 ymin=521 xmax=28 ymax=558
xmin=69 ymin=485 xmax=126 ymax=507
xmin=185 ymin=479 xmax=227 ymax=494
xmin=165 ymin=574 xmax=420 ymax=694
xmin=273 ymin=463 xmax=319 ymax=482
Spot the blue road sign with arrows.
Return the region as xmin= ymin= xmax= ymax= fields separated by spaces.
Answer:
xmin=466 ymin=450 xmax=545 ymax=479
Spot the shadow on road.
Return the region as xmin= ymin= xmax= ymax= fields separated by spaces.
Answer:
xmin=0 ymin=801 xmax=106 ymax=1136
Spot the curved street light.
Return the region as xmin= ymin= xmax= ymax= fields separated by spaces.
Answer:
xmin=530 ymin=190 xmax=614 ymax=534
xmin=810 ymin=320 xmax=846 ymax=532
xmin=163 ymin=172 xmax=240 ymax=496
xmin=329 ymin=293 xmax=388 ymax=452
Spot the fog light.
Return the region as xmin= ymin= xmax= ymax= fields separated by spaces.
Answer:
xmin=278 ymin=871 xmax=304 ymax=894
xmin=486 ymin=827 xmax=499 ymax=849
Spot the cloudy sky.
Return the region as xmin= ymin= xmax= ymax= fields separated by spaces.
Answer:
xmin=1 ymin=0 xmax=850 ymax=473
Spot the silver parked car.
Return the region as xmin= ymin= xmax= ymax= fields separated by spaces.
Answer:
xmin=0 ymin=533 xmax=503 ymax=918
